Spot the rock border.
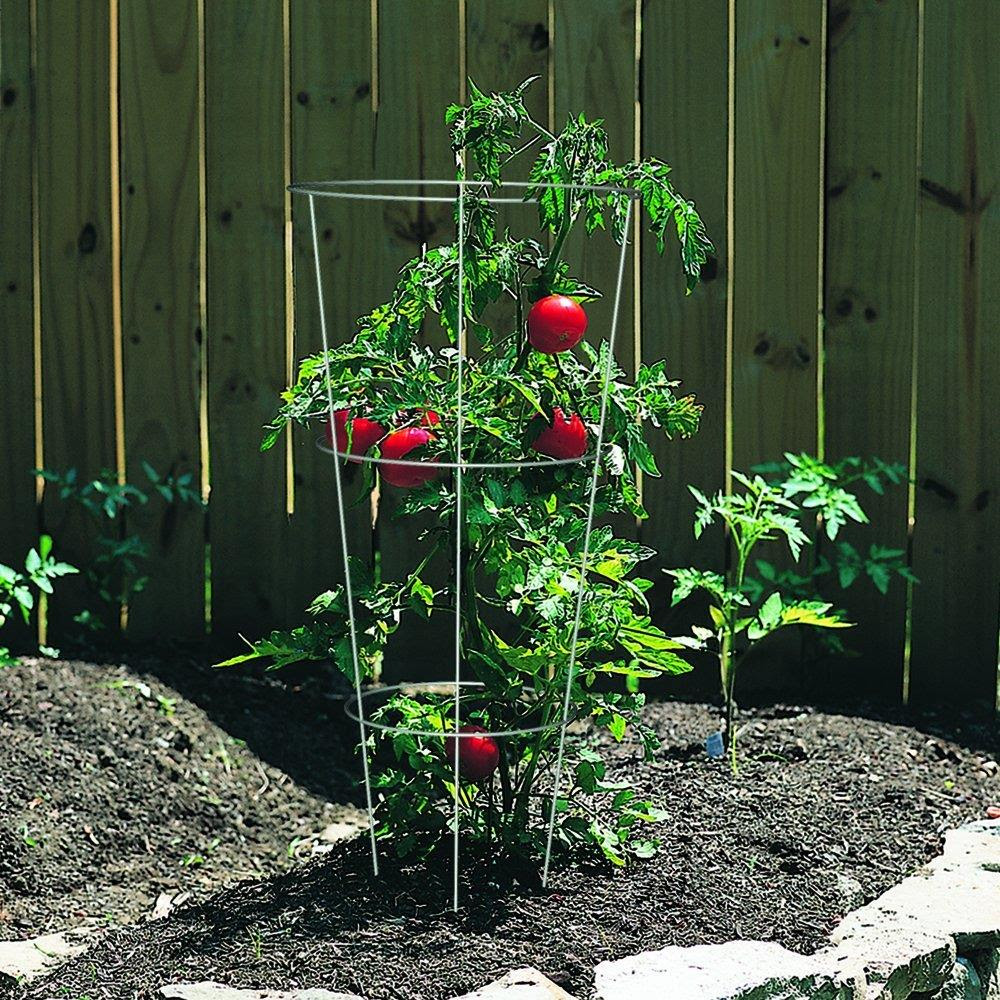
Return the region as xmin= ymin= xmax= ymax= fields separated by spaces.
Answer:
xmin=593 ymin=818 xmax=1000 ymax=1000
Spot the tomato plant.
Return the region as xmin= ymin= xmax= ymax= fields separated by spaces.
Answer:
xmin=225 ymin=78 xmax=713 ymax=869
xmin=667 ymin=453 xmax=913 ymax=772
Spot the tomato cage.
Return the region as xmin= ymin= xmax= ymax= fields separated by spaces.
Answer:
xmin=289 ymin=178 xmax=637 ymax=910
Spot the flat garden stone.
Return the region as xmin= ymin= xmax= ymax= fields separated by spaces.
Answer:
xmin=0 ymin=928 xmax=92 ymax=985
xmin=452 ymin=967 xmax=576 ymax=998
xmin=594 ymin=939 xmax=862 ymax=1000
xmin=830 ymin=821 xmax=1000 ymax=968
xmin=158 ymin=986 xmax=364 ymax=1000
xmin=941 ymin=820 xmax=1000 ymax=869
xmin=827 ymin=922 xmax=955 ymax=999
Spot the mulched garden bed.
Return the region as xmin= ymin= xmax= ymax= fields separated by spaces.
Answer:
xmin=3 ymin=655 xmax=998 ymax=1000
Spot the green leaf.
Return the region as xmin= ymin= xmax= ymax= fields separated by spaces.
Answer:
xmin=758 ymin=592 xmax=783 ymax=629
xmin=780 ymin=601 xmax=853 ymax=629
xmin=608 ymin=713 xmax=626 ymax=741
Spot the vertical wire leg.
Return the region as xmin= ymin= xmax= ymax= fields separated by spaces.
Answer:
xmin=452 ymin=184 xmax=466 ymax=912
xmin=542 ymin=200 xmax=634 ymax=888
xmin=308 ymin=194 xmax=379 ymax=876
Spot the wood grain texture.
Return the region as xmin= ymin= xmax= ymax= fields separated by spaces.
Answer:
xmin=205 ymin=1 xmax=289 ymax=636
xmin=823 ymin=0 xmax=918 ymax=703
xmin=35 ymin=0 xmax=117 ymax=634
xmin=639 ymin=0 xmax=729 ymax=585
xmin=466 ymin=0 xmax=549 ymax=133
xmin=731 ymin=0 xmax=824 ymax=470
xmin=286 ymin=0 xmax=376 ymax=622
xmin=637 ymin=0 xmax=729 ymax=700
xmin=373 ymin=0 xmax=460 ymax=680
xmin=553 ymin=0 xmax=637 ymax=541
xmin=120 ymin=0 xmax=204 ymax=638
xmin=909 ymin=0 xmax=999 ymax=712
xmin=0 ymin=0 xmax=38 ymax=577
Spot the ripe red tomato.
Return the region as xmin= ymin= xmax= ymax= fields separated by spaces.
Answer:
xmin=527 ymin=295 xmax=588 ymax=354
xmin=444 ymin=724 xmax=500 ymax=782
xmin=379 ymin=426 xmax=440 ymax=488
xmin=325 ymin=410 xmax=386 ymax=460
xmin=421 ymin=409 xmax=441 ymax=428
xmin=531 ymin=407 xmax=588 ymax=460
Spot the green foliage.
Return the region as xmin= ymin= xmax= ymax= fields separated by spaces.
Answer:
xmin=668 ymin=469 xmax=854 ymax=771
xmin=747 ymin=453 xmax=914 ymax=599
xmin=0 ymin=535 xmax=77 ymax=666
xmin=37 ymin=463 xmax=203 ymax=633
xmin=233 ymin=77 xmax=711 ymax=871
xmin=669 ymin=453 xmax=913 ymax=770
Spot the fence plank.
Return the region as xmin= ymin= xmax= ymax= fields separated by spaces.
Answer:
xmin=731 ymin=1 xmax=824 ymax=470
xmin=823 ymin=0 xmax=918 ymax=704
xmin=553 ymin=0 xmax=637 ymax=544
xmin=35 ymin=0 xmax=117 ymax=635
xmin=639 ymin=0 xmax=729 ymax=588
xmin=728 ymin=0 xmax=825 ymax=697
xmin=119 ymin=0 xmax=204 ymax=639
xmin=466 ymin=1 xmax=548 ymax=127
xmin=286 ymin=1 xmax=376 ymax=622
xmin=0 ymin=0 xmax=38 ymax=586
xmin=372 ymin=0 xmax=460 ymax=680
xmin=638 ymin=0 xmax=729 ymax=699
xmin=909 ymin=0 xmax=999 ymax=713
xmin=205 ymin=1 xmax=289 ymax=638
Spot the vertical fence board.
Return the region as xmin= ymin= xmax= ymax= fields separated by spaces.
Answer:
xmin=729 ymin=0 xmax=824 ymax=697
xmin=119 ymin=0 xmax=204 ymax=638
xmin=372 ymin=1 xmax=460 ymax=678
xmin=553 ymin=0 xmax=637 ymax=543
xmin=639 ymin=0 xmax=729 ymax=589
xmin=35 ymin=0 xmax=117 ymax=635
xmin=823 ymin=0 xmax=918 ymax=703
xmin=909 ymin=0 xmax=999 ymax=712
xmin=0 ymin=0 xmax=38 ymax=583
xmin=205 ymin=2 xmax=289 ymax=637
xmin=638 ymin=0 xmax=729 ymax=698
xmin=731 ymin=1 xmax=824 ymax=470
xmin=286 ymin=0 xmax=376 ymax=621
xmin=466 ymin=1 xmax=548 ymax=125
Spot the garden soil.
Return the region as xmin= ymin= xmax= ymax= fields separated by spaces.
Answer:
xmin=2 ymin=655 xmax=997 ymax=999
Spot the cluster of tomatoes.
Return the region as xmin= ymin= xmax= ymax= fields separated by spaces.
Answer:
xmin=325 ymin=295 xmax=590 ymax=488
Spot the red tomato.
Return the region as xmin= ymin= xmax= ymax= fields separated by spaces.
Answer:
xmin=527 ymin=295 xmax=588 ymax=354
xmin=531 ymin=407 xmax=588 ymax=460
xmin=444 ymin=724 xmax=500 ymax=782
xmin=379 ymin=426 xmax=440 ymax=488
xmin=421 ymin=410 xmax=441 ymax=428
xmin=325 ymin=410 xmax=386 ymax=460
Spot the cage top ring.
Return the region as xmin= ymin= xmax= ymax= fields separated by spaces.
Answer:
xmin=287 ymin=177 xmax=643 ymax=204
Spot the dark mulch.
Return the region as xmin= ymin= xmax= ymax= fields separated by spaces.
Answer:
xmin=3 ymin=656 xmax=998 ymax=1000
xmin=0 ymin=654 xmax=362 ymax=935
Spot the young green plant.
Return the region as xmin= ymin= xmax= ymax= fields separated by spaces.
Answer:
xmin=37 ymin=463 xmax=203 ymax=635
xmin=0 ymin=535 xmax=78 ymax=666
xmin=668 ymin=471 xmax=853 ymax=771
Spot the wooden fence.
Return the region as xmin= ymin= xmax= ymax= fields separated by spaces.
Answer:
xmin=0 ymin=0 xmax=996 ymax=712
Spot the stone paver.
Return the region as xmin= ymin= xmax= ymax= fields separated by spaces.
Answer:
xmin=452 ymin=967 xmax=576 ymax=998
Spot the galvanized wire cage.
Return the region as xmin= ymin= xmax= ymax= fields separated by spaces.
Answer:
xmin=289 ymin=178 xmax=636 ymax=910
